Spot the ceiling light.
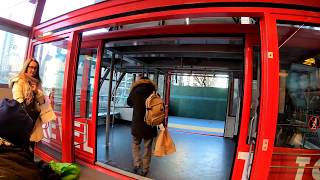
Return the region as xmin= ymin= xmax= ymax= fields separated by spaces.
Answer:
xmin=303 ymin=58 xmax=315 ymax=66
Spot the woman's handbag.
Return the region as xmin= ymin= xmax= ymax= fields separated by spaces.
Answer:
xmin=153 ymin=125 xmax=176 ymax=157
xmin=39 ymin=97 xmax=56 ymax=123
xmin=0 ymin=98 xmax=34 ymax=146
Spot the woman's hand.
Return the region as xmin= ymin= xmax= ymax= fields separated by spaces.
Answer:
xmin=30 ymin=82 xmax=38 ymax=92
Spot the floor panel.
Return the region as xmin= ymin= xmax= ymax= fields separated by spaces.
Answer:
xmin=97 ymin=116 xmax=235 ymax=180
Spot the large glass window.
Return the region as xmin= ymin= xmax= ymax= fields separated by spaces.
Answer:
xmin=275 ymin=23 xmax=320 ymax=149
xmin=0 ymin=0 xmax=37 ymax=26
xmin=33 ymin=39 xmax=68 ymax=161
xmin=74 ymin=48 xmax=97 ymax=118
xmin=0 ymin=30 xmax=28 ymax=84
xmin=41 ymin=0 xmax=104 ymax=23
xmin=34 ymin=40 xmax=68 ymax=112
xmin=171 ymin=73 xmax=229 ymax=88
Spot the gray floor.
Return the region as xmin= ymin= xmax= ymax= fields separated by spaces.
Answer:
xmin=79 ymin=165 xmax=117 ymax=180
xmin=97 ymin=116 xmax=236 ymax=180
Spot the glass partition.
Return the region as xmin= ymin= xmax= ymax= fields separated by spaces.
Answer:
xmin=33 ymin=39 xmax=68 ymax=160
xmin=0 ymin=30 xmax=28 ymax=84
xmin=41 ymin=0 xmax=105 ymax=22
xmin=275 ymin=23 xmax=320 ymax=149
xmin=0 ymin=0 xmax=37 ymax=26
xmin=74 ymin=48 xmax=97 ymax=118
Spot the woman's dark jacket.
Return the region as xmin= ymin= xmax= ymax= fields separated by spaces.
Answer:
xmin=127 ymin=79 xmax=157 ymax=139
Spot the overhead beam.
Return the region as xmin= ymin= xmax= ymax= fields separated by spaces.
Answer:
xmin=0 ymin=17 xmax=31 ymax=37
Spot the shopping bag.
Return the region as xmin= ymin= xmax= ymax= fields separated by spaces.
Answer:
xmin=39 ymin=97 xmax=56 ymax=123
xmin=153 ymin=127 xmax=176 ymax=157
xmin=49 ymin=161 xmax=80 ymax=180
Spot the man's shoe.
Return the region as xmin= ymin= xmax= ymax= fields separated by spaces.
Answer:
xmin=133 ymin=166 xmax=140 ymax=174
xmin=140 ymin=170 xmax=148 ymax=177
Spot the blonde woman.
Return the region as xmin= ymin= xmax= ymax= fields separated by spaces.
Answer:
xmin=9 ymin=58 xmax=46 ymax=143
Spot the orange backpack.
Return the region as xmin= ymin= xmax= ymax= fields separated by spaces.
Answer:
xmin=144 ymin=91 xmax=165 ymax=126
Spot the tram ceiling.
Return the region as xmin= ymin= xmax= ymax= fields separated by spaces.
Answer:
xmin=101 ymin=36 xmax=244 ymax=74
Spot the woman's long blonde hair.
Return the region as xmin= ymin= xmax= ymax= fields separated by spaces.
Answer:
xmin=19 ymin=58 xmax=42 ymax=83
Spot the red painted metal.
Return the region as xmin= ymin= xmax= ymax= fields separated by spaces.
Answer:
xmin=269 ymin=13 xmax=320 ymax=180
xmin=76 ymin=160 xmax=135 ymax=180
xmin=164 ymin=72 xmax=171 ymax=127
xmin=27 ymin=1 xmax=320 ymax=179
xmin=35 ymin=0 xmax=320 ymax=33
xmin=0 ymin=17 xmax=31 ymax=37
xmin=90 ymin=40 xmax=104 ymax=163
xmin=250 ymin=13 xmax=279 ymax=179
xmin=34 ymin=7 xmax=265 ymax=38
xmin=34 ymin=6 xmax=320 ymax=40
xmin=74 ymin=117 xmax=94 ymax=163
xmin=270 ymin=147 xmax=320 ymax=180
xmin=83 ymin=24 xmax=258 ymax=42
xmin=61 ymin=31 xmax=81 ymax=162
xmin=72 ymin=40 xmax=104 ymax=164
xmin=34 ymin=148 xmax=58 ymax=162
xmin=273 ymin=13 xmax=320 ymax=24
xmin=231 ymin=34 xmax=253 ymax=180
xmin=32 ymin=0 xmax=46 ymax=27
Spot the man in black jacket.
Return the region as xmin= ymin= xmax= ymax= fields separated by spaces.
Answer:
xmin=127 ymin=75 xmax=157 ymax=176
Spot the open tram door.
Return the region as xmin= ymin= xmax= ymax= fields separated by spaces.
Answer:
xmin=74 ymin=22 xmax=264 ymax=179
xmin=71 ymin=39 xmax=104 ymax=164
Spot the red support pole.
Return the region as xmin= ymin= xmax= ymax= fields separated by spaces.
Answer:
xmin=164 ymin=72 xmax=171 ymax=127
xmin=231 ymin=33 xmax=253 ymax=180
xmin=250 ymin=13 xmax=279 ymax=179
xmin=61 ymin=31 xmax=81 ymax=162
xmin=32 ymin=0 xmax=46 ymax=27
xmin=91 ymin=40 xmax=104 ymax=163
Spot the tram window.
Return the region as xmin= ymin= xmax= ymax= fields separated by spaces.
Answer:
xmin=0 ymin=0 xmax=37 ymax=26
xmin=41 ymin=0 xmax=104 ymax=23
xmin=114 ymin=73 xmax=134 ymax=107
xmin=34 ymin=39 xmax=68 ymax=112
xmin=158 ymin=74 xmax=165 ymax=98
xmin=275 ymin=23 xmax=320 ymax=149
xmin=0 ymin=30 xmax=28 ymax=85
xmin=74 ymin=48 xmax=97 ymax=118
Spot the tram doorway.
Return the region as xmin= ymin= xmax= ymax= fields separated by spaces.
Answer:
xmin=94 ymin=36 xmax=245 ymax=180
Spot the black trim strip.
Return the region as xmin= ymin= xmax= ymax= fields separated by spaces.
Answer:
xmin=44 ymin=2 xmax=320 ymax=36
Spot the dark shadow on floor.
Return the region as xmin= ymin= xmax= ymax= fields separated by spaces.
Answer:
xmin=97 ymin=119 xmax=236 ymax=180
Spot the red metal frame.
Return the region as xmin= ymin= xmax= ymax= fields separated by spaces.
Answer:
xmin=31 ymin=34 xmax=71 ymax=161
xmin=269 ymin=11 xmax=320 ymax=180
xmin=164 ymin=72 xmax=171 ymax=127
xmin=250 ymin=13 xmax=279 ymax=179
xmin=72 ymin=40 xmax=104 ymax=164
xmin=231 ymin=34 xmax=254 ymax=179
xmin=32 ymin=0 xmax=46 ymax=27
xmin=27 ymin=1 xmax=320 ymax=179
xmin=61 ymin=31 xmax=81 ymax=162
xmin=35 ymin=0 xmax=320 ymax=34
xmin=83 ymin=24 xmax=258 ymax=42
xmin=91 ymin=40 xmax=104 ymax=163
xmin=0 ymin=17 xmax=31 ymax=37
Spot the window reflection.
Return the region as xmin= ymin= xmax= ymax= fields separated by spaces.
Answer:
xmin=33 ymin=39 xmax=68 ymax=161
xmin=74 ymin=48 xmax=97 ymax=118
xmin=276 ymin=23 xmax=320 ymax=149
xmin=41 ymin=0 xmax=105 ymax=22
xmin=34 ymin=40 xmax=68 ymax=112
xmin=0 ymin=0 xmax=36 ymax=26
xmin=0 ymin=30 xmax=28 ymax=84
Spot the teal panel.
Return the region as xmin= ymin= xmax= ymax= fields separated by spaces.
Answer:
xmin=169 ymin=86 xmax=228 ymax=121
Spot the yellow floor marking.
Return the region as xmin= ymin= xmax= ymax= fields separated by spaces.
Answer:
xmin=168 ymin=123 xmax=224 ymax=133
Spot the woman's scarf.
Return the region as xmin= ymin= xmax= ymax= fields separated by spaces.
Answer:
xmin=10 ymin=74 xmax=40 ymax=105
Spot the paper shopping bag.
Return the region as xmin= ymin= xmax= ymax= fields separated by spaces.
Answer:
xmin=39 ymin=97 xmax=56 ymax=123
xmin=153 ymin=128 xmax=176 ymax=157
